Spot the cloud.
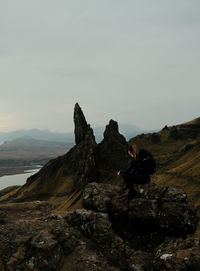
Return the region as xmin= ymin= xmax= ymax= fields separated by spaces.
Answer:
xmin=0 ymin=113 xmax=22 ymax=131
xmin=0 ymin=0 xmax=199 ymax=132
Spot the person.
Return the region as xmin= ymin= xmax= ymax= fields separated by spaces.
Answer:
xmin=117 ymin=144 xmax=138 ymax=198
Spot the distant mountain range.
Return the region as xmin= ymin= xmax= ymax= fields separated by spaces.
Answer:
xmin=0 ymin=125 xmax=152 ymax=172
xmin=0 ymin=137 xmax=73 ymax=164
xmin=0 ymin=125 xmax=152 ymax=145
xmin=0 ymin=129 xmax=74 ymax=144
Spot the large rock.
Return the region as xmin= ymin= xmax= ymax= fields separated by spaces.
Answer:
xmin=71 ymin=110 xmax=129 ymax=187
xmin=60 ymin=103 xmax=98 ymax=188
xmin=67 ymin=208 xmax=153 ymax=271
xmin=0 ymin=186 xmax=199 ymax=271
xmin=74 ymin=102 xmax=91 ymax=145
xmin=72 ymin=129 xmax=98 ymax=188
xmin=0 ymin=201 xmax=63 ymax=271
xmin=97 ymin=120 xmax=129 ymax=171
xmin=83 ymin=182 xmax=198 ymax=251
xmin=83 ymin=182 xmax=121 ymax=212
xmin=0 ymin=200 xmax=153 ymax=271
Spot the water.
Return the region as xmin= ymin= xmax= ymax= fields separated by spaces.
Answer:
xmin=0 ymin=167 xmax=42 ymax=190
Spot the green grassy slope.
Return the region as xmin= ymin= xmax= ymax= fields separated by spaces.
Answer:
xmin=130 ymin=122 xmax=200 ymax=236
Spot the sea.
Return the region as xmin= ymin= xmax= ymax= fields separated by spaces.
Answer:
xmin=0 ymin=166 xmax=42 ymax=190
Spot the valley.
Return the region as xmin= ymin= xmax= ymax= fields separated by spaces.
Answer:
xmin=0 ymin=137 xmax=73 ymax=177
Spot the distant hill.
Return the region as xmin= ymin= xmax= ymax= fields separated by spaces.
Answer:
xmin=0 ymin=125 xmax=150 ymax=145
xmin=0 ymin=129 xmax=74 ymax=144
xmin=0 ymin=137 xmax=73 ymax=162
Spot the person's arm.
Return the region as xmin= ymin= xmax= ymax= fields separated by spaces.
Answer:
xmin=119 ymin=158 xmax=135 ymax=174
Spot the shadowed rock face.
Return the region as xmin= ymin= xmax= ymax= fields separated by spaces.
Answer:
xmin=0 ymin=201 xmax=153 ymax=271
xmin=0 ymin=183 xmax=199 ymax=271
xmin=71 ymin=127 xmax=98 ymax=189
xmin=27 ymin=103 xmax=98 ymax=191
xmin=74 ymin=103 xmax=92 ymax=145
xmin=72 ymin=112 xmax=129 ymax=187
xmin=6 ymin=104 xmax=129 ymax=202
xmin=83 ymin=182 xmax=198 ymax=251
xmin=98 ymin=119 xmax=129 ymax=171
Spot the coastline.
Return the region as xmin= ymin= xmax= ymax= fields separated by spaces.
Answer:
xmin=0 ymin=165 xmax=42 ymax=178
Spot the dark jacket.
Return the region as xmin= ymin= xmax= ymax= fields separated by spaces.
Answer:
xmin=120 ymin=157 xmax=150 ymax=184
xmin=120 ymin=158 xmax=137 ymax=175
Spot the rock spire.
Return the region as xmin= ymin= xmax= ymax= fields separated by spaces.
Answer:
xmin=97 ymin=119 xmax=129 ymax=171
xmin=74 ymin=103 xmax=91 ymax=145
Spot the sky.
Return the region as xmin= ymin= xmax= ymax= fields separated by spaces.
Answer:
xmin=0 ymin=0 xmax=200 ymax=133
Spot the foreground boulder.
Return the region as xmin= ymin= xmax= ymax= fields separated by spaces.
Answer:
xmin=83 ymin=182 xmax=198 ymax=252
xmin=83 ymin=182 xmax=197 ymax=237
xmin=0 ymin=182 xmax=199 ymax=271
xmin=0 ymin=201 xmax=152 ymax=271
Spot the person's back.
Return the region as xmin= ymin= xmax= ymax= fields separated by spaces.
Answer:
xmin=131 ymin=157 xmax=150 ymax=185
xmin=118 ymin=145 xmax=154 ymax=198
xmin=117 ymin=145 xmax=138 ymax=198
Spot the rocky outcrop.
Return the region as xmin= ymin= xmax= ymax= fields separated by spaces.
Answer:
xmin=74 ymin=102 xmax=93 ymax=145
xmin=83 ymin=182 xmax=198 ymax=251
xmin=97 ymin=120 xmax=129 ymax=171
xmin=0 ymin=200 xmax=152 ymax=271
xmin=67 ymin=209 xmax=153 ymax=271
xmin=0 ymin=183 xmax=199 ymax=271
xmin=2 ymin=104 xmax=129 ymax=203
xmin=68 ymin=103 xmax=98 ymax=188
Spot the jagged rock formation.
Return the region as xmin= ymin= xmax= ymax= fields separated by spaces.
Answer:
xmin=97 ymin=120 xmax=129 ymax=173
xmin=68 ymin=102 xmax=98 ymax=188
xmin=0 ymin=182 xmax=199 ymax=271
xmin=0 ymin=104 xmax=128 ymax=206
xmin=74 ymin=103 xmax=92 ymax=144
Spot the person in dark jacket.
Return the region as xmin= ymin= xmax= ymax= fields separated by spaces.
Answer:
xmin=117 ymin=144 xmax=138 ymax=198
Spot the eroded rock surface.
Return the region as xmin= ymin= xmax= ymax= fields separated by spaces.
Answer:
xmin=0 ymin=182 xmax=199 ymax=271
xmin=97 ymin=120 xmax=129 ymax=172
xmin=0 ymin=201 xmax=152 ymax=271
xmin=153 ymin=238 xmax=200 ymax=271
xmin=83 ymin=182 xmax=197 ymax=237
xmin=74 ymin=102 xmax=91 ymax=145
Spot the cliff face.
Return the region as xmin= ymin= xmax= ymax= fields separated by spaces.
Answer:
xmin=97 ymin=119 xmax=129 ymax=172
xmin=0 ymin=103 xmax=128 ymax=207
xmin=0 ymin=182 xmax=199 ymax=271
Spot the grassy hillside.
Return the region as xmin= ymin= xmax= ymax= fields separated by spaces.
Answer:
xmin=0 ymin=137 xmax=73 ymax=176
xmin=0 ymin=137 xmax=73 ymax=160
xmin=129 ymin=120 xmax=200 ymax=236
xmin=130 ymin=128 xmax=200 ymax=204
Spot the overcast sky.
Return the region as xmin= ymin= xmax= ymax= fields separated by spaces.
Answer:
xmin=0 ymin=0 xmax=199 ymax=133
